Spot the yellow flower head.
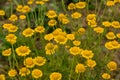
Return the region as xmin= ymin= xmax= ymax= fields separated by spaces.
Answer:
xmin=111 ymin=21 xmax=120 ymax=28
xmin=68 ymin=3 xmax=76 ymax=10
xmin=44 ymin=33 xmax=54 ymax=41
xmin=106 ymin=1 xmax=115 ymax=6
xmin=75 ymin=2 xmax=86 ymax=9
xmin=54 ymin=35 xmax=68 ymax=44
xmin=2 ymin=23 xmax=13 ymax=29
xmin=19 ymin=67 xmax=30 ymax=76
xmin=73 ymin=40 xmax=81 ymax=46
xmin=9 ymin=14 xmax=18 ymax=22
xmin=86 ymin=14 xmax=96 ymax=22
xmin=2 ymin=48 xmax=11 ymax=56
xmin=45 ymin=43 xmax=58 ymax=55
xmin=8 ymin=69 xmax=17 ymax=77
xmin=61 ymin=18 xmax=69 ymax=24
xmin=116 ymin=33 xmax=120 ymax=38
xmin=69 ymin=47 xmax=82 ymax=55
xmin=19 ymin=15 xmax=26 ymax=20
xmin=93 ymin=27 xmax=104 ymax=34
xmin=22 ymin=5 xmax=31 ymax=13
xmin=86 ymin=59 xmax=96 ymax=68
xmin=24 ymin=57 xmax=35 ymax=68
xmin=110 ymin=40 xmax=120 ymax=49
xmin=88 ymin=20 xmax=97 ymax=27
xmin=16 ymin=5 xmax=23 ymax=12
xmin=102 ymin=21 xmax=111 ymax=27
xmin=5 ymin=34 xmax=17 ymax=44
xmin=52 ymin=28 xmax=62 ymax=38
xmin=107 ymin=61 xmax=117 ymax=71
xmin=35 ymin=26 xmax=45 ymax=33
xmin=81 ymin=50 xmax=94 ymax=59
xmin=15 ymin=46 xmax=31 ymax=56
xmin=0 ymin=10 xmax=5 ymax=16
xmin=8 ymin=25 xmax=18 ymax=33
xmin=58 ymin=13 xmax=67 ymax=22
xmin=102 ymin=73 xmax=111 ymax=79
xmin=78 ymin=27 xmax=86 ymax=35
xmin=0 ymin=74 xmax=5 ymax=80
xmin=105 ymin=41 xmax=114 ymax=50
xmin=106 ymin=32 xmax=116 ymax=40
xmin=75 ymin=63 xmax=86 ymax=73
xmin=71 ymin=12 xmax=82 ymax=19
xmin=32 ymin=69 xmax=43 ymax=79
xmin=34 ymin=56 xmax=46 ymax=66
xmin=46 ymin=10 xmax=57 ymax=18
xmin=22 ymin=28 xmax=34 ymax=37
xmin=50 ymin=72 xmax=62 ymax=80
xmin=67 ymin=34 xmax=75 ymax=41
xmin=48 ymin=19 xmax=57 ymax=27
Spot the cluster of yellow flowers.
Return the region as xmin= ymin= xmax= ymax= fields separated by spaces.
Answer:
xmin=0 ymin=0 xmax=120 ymax=80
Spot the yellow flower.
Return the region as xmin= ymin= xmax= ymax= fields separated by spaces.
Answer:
xmin=86 ymin=59 xmax=96 ymax=68
xmin=8 ymin=25 xmax=18 ymax=33
xmin=22 ymin=5 xmax=31 ymax=13
xmin=15 ymin=46 xmax=31 ymax=56
xmin=81 ymin=50 xmax=94 ymax=59
xmin=19 ymin=15 xmax=26 ymax=20
xmin=116 ymin=33 xmax=120 ymax=38
xmin=71 ymin=12 xmax=82 ymax=19
xmin=46 ymin=10 xmax=57 ymax=18
xmin=2 ymin=48 xmax=11 ymax=56
xmin=19 ymin=67 xmax=30 ymax=76
xmin=9 ymin=14 xmax=18 ymax=22
xmin=32 ymin=69 xmax=43 ymax=79
xmin=105 ymin=42 xmax=114 ymax=50
xmin=48 ymin=19 xmax=57 ymax=27
xmin=27 ymin=1 xmax=34 ymax=5
xmin=110 ymin=40 xmax=120 ymax=49
xmin=16 ymin=5 xmax=23 ymax=12
xmin=36 ymin=1 xmax=45 ymax=5
xmin=106 ymin=32 xmax=116 ymax=40
xmin=52 ymin=28 xmax=62 ymax=38
xmin=78 ymin=27 xmax=86 ymax=35
xmin=34 ymin=56 xmax=46 ymax=66
xmin=93 ymin=27 xmax=104 ymax=34
xmin=75 ymin=63 xmax=86 ymax=73
xmin=5 ymin=34 xmax=17 ymax=44
xmin=67 ymin=34 xmax=75 ymax=41
xmin=61 ymin=18 xmax=69 ymax=24
xmin=75 ymin=2 xmax=86 ymax=9
xmin=45 ymin=43 xmax=58 ymax=55
xmin=107 ymin=61 xmax=117 ymax=71
xmin=22 ymin=28 xmax=34 ymax=37
xmin=102 ymin=21 xmax=111 ymax=27
xmin=58 ymin=13 xmax=67 ymax=22
xmin=69 ymin=47 xmax=82 ymax=55
xmin=86 ymin=14 xmax=96 ymax=22
xmin=2 ymin=23 xmax=13 ymax=29
xmin=106 ymin=1 xmax=115 ymax=6
xmin=0 ymin=74 xmax=5 ymax=80
xmin=50 ymin=72 xmax=62 ymax=80
xmin=102 ymin=73 xmax=111 ymax=79
xmin=68 ymin=3 xmax=76 ymax=10
xmin=24 ymin=57 xmax=35 ymax=68
xmin=44 ymin=33 xmax=53 ymax=41
xmin=35 ymin=26 xmax=45 ymax=33
xmin=54 ymin=35 xmax=68 ymax=44
xmin=73 ymin=40 xmax=81 ymax=46
xmin=0 ymin=10 xmax=5 ymax=16
xmin=88 ymin=20 xmax=97 ymax=27
xmin=8 ymin=69 xmax=17 ymax=77
xmin=111 ymin=21 xmax=120 ymax=28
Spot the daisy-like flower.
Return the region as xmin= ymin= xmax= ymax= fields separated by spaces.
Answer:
xmin=22 ymin=28 xmax=34 ymax=37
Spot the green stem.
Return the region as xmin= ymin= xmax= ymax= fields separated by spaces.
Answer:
xmin=61 ymin=0 xmax=67 ymax=13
